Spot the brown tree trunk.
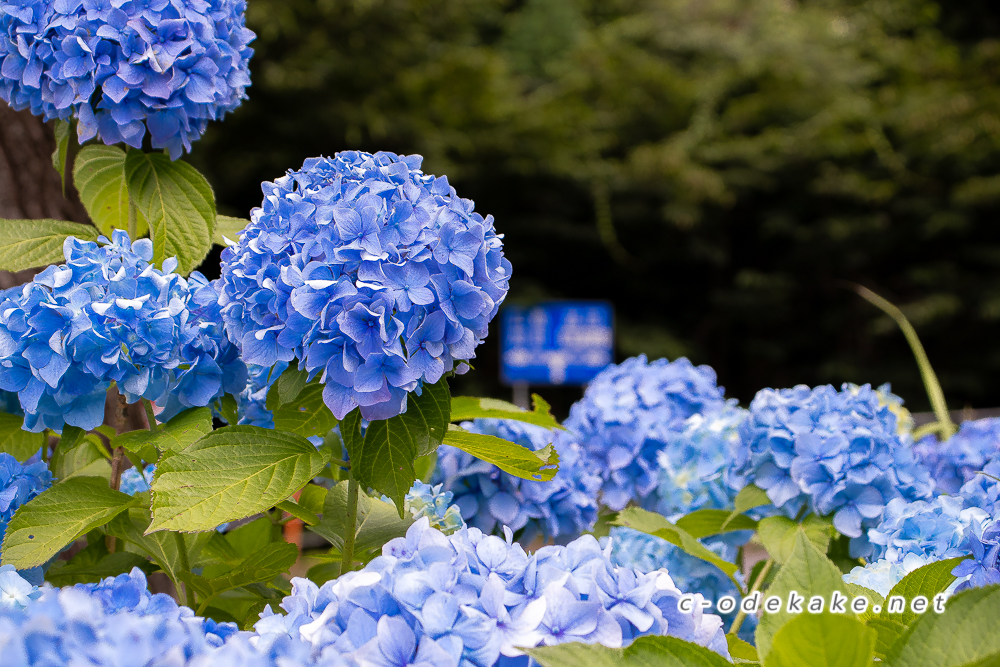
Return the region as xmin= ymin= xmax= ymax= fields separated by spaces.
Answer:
xmin=0 ymin=102 xmax=90 ymax=289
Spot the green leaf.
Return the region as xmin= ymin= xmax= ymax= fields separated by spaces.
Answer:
xmin=148 ymin=426 xmax=329 ymax=533
xmin=766 ymin=613 xmax=875 ymax=667
xmin=843 ymin=582 xmax=885 ymax=623
xmin=676 ymin=508 xmax=758 ymax=539
xmin=1 ymin=476 xmax=139 ymax=569
xmin=50 ymin=429 xmax=109 ymax=481
xmin=105 ymin=507 xmax=203 ymax=585
xmin=344 ymin=416 xmax=416 ymax=514
xmin=525 ymin=635 xmax=732 ymax=667
xmin=884 ymin=585 xmax=1000 ymax=667
xmin=442 ymin=425 xmax=559 ymax=482
xmin=757 ymin=515 xmax=833 ymax=564
xmin=123 ymin=149 xmax=215 ymax=275
xmin=721 ymin=484 xmax=771 ymax=530
xmin=727 ymin=634 xmax=760 ymax=664
xmin=0 ymin=218 xmax=99 ymax=272
xmin=880 ymin=557 xmax=963 ymax=626
xmin=868 ymin=618 xmax=907 ymax=660
xmin=0 ymin=412 xmax=45 ymax=462
xmin=402 ymin=377 xmax=451 ymax=457
xmin=450 ymin=393 xmax=562 ymax=430
xmin=214 ymin=215 xmax=250 ymax=245
xmin=309 ymin=481 xmax=413 ymax=560
xmin=297 ymin=484 xmax=328 ymax=516
xmin=270 ymin=382 xmax=338 ymax=439
xmin=52 ymin=119 xmax=71 ymax=196
xmin=73 ymin=145 xmax=147 ymax=237
xmin=46 ymin=550 xmax=153 ymax=586
xmin=754 ymin=530 xmax=849 ymax=662
xmin=610 ymin=507 xmax=742 ymax=589
xmin=192 ymin=541 xmax=298 ymax=612
xmin=268 ymin=364 xmax=309 ymax=409
xmin=113 ymin=407 xmax=213 ymax=463
xmin=414 ymin=451 xmax=438 ymax=483
xmin=276 ymin=498 xmax=319 ymax=525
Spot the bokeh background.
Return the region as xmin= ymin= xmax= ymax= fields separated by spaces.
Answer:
xmin=14 ymin=0 xmax=1000 ymax=418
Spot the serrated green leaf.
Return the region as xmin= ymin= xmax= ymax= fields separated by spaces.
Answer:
xmin=884 ymin=586 xmax=1000 ymax=667
xmin=1 ymin=476 xmax=139 ymax=569
xmin=223 ymin=517 xmax=282 ymax=558
xmin=880 ymin=557 xmax=963 ymax=626
xmin=148 ymin=426 xmax=328 ymax=533
xmin=113 ymin=407 xmax=213 ymax=464
xmin=193 ymin=541 xmax=298 ymax=612
xmin=757 ymin=515 xmax=833 ymax=564
xmin=0 ymin=412 xmax=44 ymax=462
xmin=52 ymin=119 xmax=71 ymax=196
xmin=73 ymin=145 xmax=147 ymax=236
xmin=610 ymin=507 xmax=742 ymax=589
xmin=298 ymin=484 xmax=328 ymax=516
xmin=214 ymin=215 xmax=250 ymax=245
xmin=50 ymin=429 xmax=109 ymax=481
xmin=105 ymin=507 xmax=204 ymax=585
xmin=309 ymin=481 xmax=412 ymax=560
xmin=403 ymin=377 xmax=451 ymax=457
xmin=721 ymin=484 xmax=771 ymax=530
xmin=754 ymin=530 xmax=848 ymax=662
xmin=868 ymin=618 xmax=907 ymax=660
xmin=270 ymin=364 xmax=309 ymax=408
xmin=842 ymin=582 xmax=884 ymax=623
xmin=123 ymin=149 xmax=215 ymax=275
xmin=414 ymin=451 xmax=437 ymax=483
xmin=276 ymin=498 xmax=319 ymax=525
xmin=271 ymin=382 xmax=338 ymax=438
xmin=450 ymin=393 xmax=562 ymax=430
xmin=676 ymin=508 xmax=758 ymax=539
xmin=45 ymin=550 xmax=153 ymax=586
xmin=767 ymin=613 xmax=875 ymax=667
xmin=0 ymin=218 xmax=99 ymax=271
xmin=727 ymin=634 xmax=759 ymax=663
xmin=219 ymin=393 xmax=239 ymax=426
xmin=525 ymin=635 xmax=732 ymax=667
xmin=442 ymin=425 xmax=559 ymax=482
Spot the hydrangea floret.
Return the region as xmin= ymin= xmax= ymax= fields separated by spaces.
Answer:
xmin=728 ymin=383 xmax=935 ymax=540
xmin=218 ymin=151 xmax=511 ymax=421
xmin=0 ymin=231 xmax=247 ymax=431
xmin=957 ymin=453 xmax=1000 ymax=516
xmin=433 ymin=419 xmax=600 ymax=544
xmin=866 ymin=495 xmax=991 ymax=564
xmin=0 ymin=452 xmax=52 ymax=540
xmin=0 ymin=0 xmax=255 ymax=158
xmin=118 ymin=463 xmax=155 ymax=495
xmin=915 ymin=417 xmax=1000 ymax=494
xmin=399 ymin=481 xmax=464 ymax=535
xmin=563 ymin=355 xmax=728 ymax=511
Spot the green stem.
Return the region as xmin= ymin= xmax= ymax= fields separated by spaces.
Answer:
xmin=174 ymin=531 xmax=195 ymax=609
xmin=730 ymin=558 xmax=773 ymax=636
xmin=340 ymin=474 xmax=360 ymax=574
xmin=330 ymin=458 xmax=351 ymax=469
xmin=128 ymin=198 xmax=138 ymax=240
xmin=854 ymin=284 xmax=956 ymax=439
xmin=142 ymin=398 xmax=158 ymax=432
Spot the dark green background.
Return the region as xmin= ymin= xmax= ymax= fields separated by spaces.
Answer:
xmin=190 ymin=0 xmax=1000 ymax=417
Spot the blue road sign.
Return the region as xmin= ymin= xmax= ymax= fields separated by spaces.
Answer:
xmin=500 ymin=301 xmax=614 ymax=386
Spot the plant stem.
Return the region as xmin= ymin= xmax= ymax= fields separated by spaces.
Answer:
xmin=174 ymin=531 xmax=195 ymax=609
xmin=330 ymin=458 xmax=351 ymax=469
xmin=340 ymin=474 xmax=360 ymax=574
xmin=853 ymin=284 xmax=955 ymax=439
xmin=730 ymin=558 xmax=773 ymax=636
xmin=128 ymin=198 xmax=138 ymax=240
xmin=142 ymin=398 xmax=158 ymax=432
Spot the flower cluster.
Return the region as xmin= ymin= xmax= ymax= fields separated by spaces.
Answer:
xmin=0 ymin=453 xmax=52 ymax=539
xmin=236 ymin=361 xmax=289 ymax=428
xmin=728 ymin=383 xmax=935 ymax=540
xmin=951 ymin=523 xmax=1000 ymax=593
xmin=253 ymin=518 xmax=730 ymax=666
xmin=957 ymin=453 xmax=1000 ymax=516
xmin=0 ymin=567 xmax=240 ymax=663
xmin=0 ymin=565 xmax=40 ymax=611
xmin=563 ymin=355 xmax=728 ymax=511
xmin=0 ymin=0 xmax=255 ymax=158
xmin=867 ymin=495 xmax=991 ymax=563
xmin=119 ymin=463 xmax=155 ymax=495
xmin=0 ymin=232 xmax=247 ymax=431
xmin=218 ymin=152 xmax=511 ymax=422
xmin=915 ymin=417 xmax=1000 ymax=494
xmin=401 ymin=481 xmax=464 ymax=534
xmin=434 ymin=419 xmax=601 ymax=544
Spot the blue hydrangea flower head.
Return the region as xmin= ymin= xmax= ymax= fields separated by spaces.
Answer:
xmin=958 ymin=453 xmax=1000 ymax=516
xmin=951 ymin=522 xmax=1000 ymax=592
xmin=0 ymin=0 xmax=255 ymax=158
xmin=728 ymin=383 xmax=935 ymax=540
xmin=563 ymin=355 xmax=728 ymax=511
xmin=0 ymin=452 xmax=52 ymax=537
xmin=915 ymin=417 xmax=1000 ymax=495
xmin=0 ymin=564 xmax=40 ymax=610
xmin=236 ymin=361 xmax=288 ymax=428
xmin=119 ymin=463 xmax=155 ymax=495
xmin=218 ymin=152 xmax=511 ymax=421
xmin=0 ymin=231 xmax=247 ymax=431
xmin=433 ymin=419 xmax=601 ymax=544
xmin=402 ymin=481 xmax=464 ymax=534
xmin=842 ymin=552 xmax=943 ymax=597
xmin=867 ymin=495 xmax=992 ymax=563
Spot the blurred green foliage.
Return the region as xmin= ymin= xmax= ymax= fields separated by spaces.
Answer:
xmin=191 ymin=0 xmax=1000 ymax=413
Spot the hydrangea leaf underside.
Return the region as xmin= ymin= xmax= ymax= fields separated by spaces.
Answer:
xmin=214 ymin=215 xmax=250 ymax=246
xmin=113 ymin=407 xmax=213 ymax=464
xmin=880 ymin=557 xmax=964 ymax=626
xmin=52 ymin=119 xmax=71 ymax=196
xmin=450 ymin=394 xmax=562 ymax=430
xmin=525 ymin=635 xmax=731 ymax=667
xmin=610 ymin=507 xmax=741 ymax=590
xmin=767 ymin=613 xmax=876 ymax=667
xmin=884 ymin=585 xmax=1000 ymax=667
xmin=123 ymin=150 xmax=215 ymax=275
xmin=754 ymin=530 xmax=850 ymax=661
xmin=147 ymin=426 xmax=328 ymax=533
xmin=675 ymin=508 xmax=758 ymax=539
xmin=72 ymin=145 xmax=147 ymax=237
xmin=757 ymin=515 xmax=833 ymax=564
xmin=441 ymin=426 xmax=560 ymax=483
xmin=0 ymin=413 xmax=46 ymax=462
xmin=1 ymin=476 xmax=139 ymax=569
xmin=0 ymin=218 xmax=98 ymax=272
xmin=309 ymin=481 xmax=412 ymax=558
